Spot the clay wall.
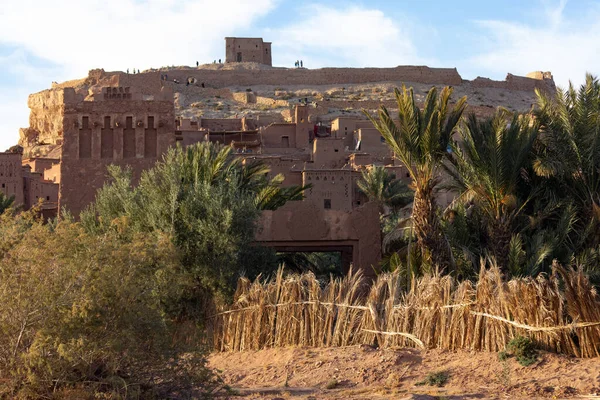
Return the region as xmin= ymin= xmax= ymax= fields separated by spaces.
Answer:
xmin=44 ymin=163 xmax=61 ymax=184
xmin=256 ymin=114 xmax=285 ymax=127
xmin=23 ymin=170 xmax=59 ymax=210
xmin=0 ymin=152 xmax=24 ymax=206
xmin=58 ymin=90 xmax=175 ymax=216
xmin=232 ymin=92 xmax=257 ymax=104
xmin=472 ymin=73 xmax=555 ymax=92
xmin=255 ymin=96 xmax=289 ymax=108
xmin=261 ymin=123 xmax=297 ymax=149
xmin=178 ymin=131 xmax=207 ymax=147
xmin=356 ymin=128 xmax=392 ymax=158
xmin=242 ymin=156 xmax=303 ymax=186
xmin=302 ymin=169 xmax=358 ymax=212
xmin=208 ymin=131 xmax=260 ymax=150
xmin=312 ymin=138 xmax=346 ymax=168
xmin=109 ymin=66 xmax=463 ymax=93
xmin=22 ymin=158 xmax=60 ymax=174
xmin=294 ymin=106 xmax=312 ymax=149
xmin=255 ymin=201 xmax=381 ymax=274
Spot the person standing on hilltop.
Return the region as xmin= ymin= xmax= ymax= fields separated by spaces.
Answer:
xmin=301 ymin=60 xmax=303 ymax=68
xmin=196 ymin=61 xmax=199 ymax=67
xmin=219 ymin=59 xmax=221 ymax=64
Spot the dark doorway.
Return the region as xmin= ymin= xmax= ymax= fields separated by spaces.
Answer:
xmin=276 ymin=251 xmax=344 ymax=281
xmin=236 ymin=52 xmax=242 ymax=62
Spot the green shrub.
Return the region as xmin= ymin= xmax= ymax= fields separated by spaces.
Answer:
xmin=0 ymin=212 xmax=219 ymax=398
xmin=507 ymin=336 xmax=538 ymax=366
xmin=498 ymin=350 xmax=509 ymax=361
xmin=416 ymin=370 xmax=449 ymax=387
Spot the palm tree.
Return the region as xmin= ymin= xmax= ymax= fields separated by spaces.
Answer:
xmin=0 ymin=192 xmax=14 ymax=215
xmin=357 ymin=165 xmax=412 ymax=215
xmin=365 ymin=86 xmax=467 ymax=271
xmin=444 ymin=110 xmax=538 ymax=270
xmin=533 ymin=74 xmax=600 ymax=251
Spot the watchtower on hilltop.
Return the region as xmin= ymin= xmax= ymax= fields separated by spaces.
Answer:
xmin=225 ymin=37 xmax=272 ymax=66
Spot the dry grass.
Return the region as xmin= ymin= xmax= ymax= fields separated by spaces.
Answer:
xmin=211 ymin=261 xmax=600 ymax=357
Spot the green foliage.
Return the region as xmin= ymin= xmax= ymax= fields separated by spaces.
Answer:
xmin=506 ymin=336 xmax=538 ymax=366
xmin=0 ymin=191 xmax=15 ymax=215
xmin=276 ymin=252 xmax=343 ymax=281
xmin=0 ymin=211 xmax=218 ymax=398
xmin=498 ymin=350 xmax=509 ymax=361
xmin=357 ymin=165 xmax=413 ymax=213
xmin=445 ymin=109 xmax=538 ymax=269
xmin=416 ymin=370 xmax=449 ymax=387
xmin=365 ymin=85 xmax=467 ymax=271
xmin=81 ymin=142 xmax=306 ymax=311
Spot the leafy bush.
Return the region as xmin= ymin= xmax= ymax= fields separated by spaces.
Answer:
xmin=80 ymin=143 xmax=306 ymax=309
xmin=416 ymin=370 xmax=449 ymax=387
xmin=0 ymin=211 xmax=218 ymax=398
xmin=507 ymin=336 xmax=538 ymax=366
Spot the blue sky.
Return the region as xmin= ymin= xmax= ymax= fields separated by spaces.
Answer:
xmin=1 ymin=0 xmax=599 ymax=151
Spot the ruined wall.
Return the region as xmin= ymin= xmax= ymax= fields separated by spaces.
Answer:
xmin=200 ymin=118 xmax=243 ymax=131
xmin=0 ymin=152 xmax=24 ymax=206
xmin=472 ymin=73 xmax=555 ymax=92
xmin=255 ymin=96 xmax=289 ymax=108
xmin=59 ymin=88 xmax=175 ymax=216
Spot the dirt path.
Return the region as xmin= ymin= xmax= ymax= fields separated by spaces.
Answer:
xmin=209 ymin=346 xmax=600 ymax=399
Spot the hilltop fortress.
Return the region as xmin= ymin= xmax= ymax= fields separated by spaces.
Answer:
xmin=1 ymin=38 xmax=556 ymax=273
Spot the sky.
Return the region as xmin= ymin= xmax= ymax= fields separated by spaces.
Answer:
xmin=1 ymin=0 xmax=599 ymax=151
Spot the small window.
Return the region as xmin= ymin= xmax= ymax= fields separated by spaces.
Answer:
xmin=357 ymin=200 xmax=361 ymax=205
xmin=46 ymin=196 xmax=50 ymax=201
xmin=334 ymin=149 xmax=339 ymax=152
xmin=1 ymin=183 xmax=4 ymax=188
xmin=406 ymin=172 xmax=410 ymax=178
xmin=324 ymin=199 xmax=331 ymax=209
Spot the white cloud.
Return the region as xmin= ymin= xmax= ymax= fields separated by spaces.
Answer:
xmin=463 ymin=0 xmax=600 ymax=88
xmin=0 ymin=0 xmax=277 ymax=150
xmin=270 ymin=5 xmax=435 ymax=69
xmin=0 ymin=0 xmax=277 ymax=76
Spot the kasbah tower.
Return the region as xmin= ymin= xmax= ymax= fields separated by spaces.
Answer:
xmin=0 ymin=37 xmax=555 ymax=275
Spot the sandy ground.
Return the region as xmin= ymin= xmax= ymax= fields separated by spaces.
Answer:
xmin=209 ymin=346 xmax=600 ymax=399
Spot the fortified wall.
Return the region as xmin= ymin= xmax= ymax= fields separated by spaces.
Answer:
xmin=85 ymin=66 xmax=556 ymax=98
xmin=109 ymin=66 xmax=464 ymax=95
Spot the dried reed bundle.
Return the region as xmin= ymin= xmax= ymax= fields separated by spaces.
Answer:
xmin=211 ymin=261 xmax=600 ymax=357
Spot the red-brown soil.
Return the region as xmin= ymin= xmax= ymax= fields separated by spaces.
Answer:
xmin=209 ymin=346 xmax=600 ymax=399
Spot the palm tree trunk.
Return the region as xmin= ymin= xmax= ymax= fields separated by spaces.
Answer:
xmin=488 ymin=219 xmax=511 ymax=273
xmin=412 ymin=182 xmax=451 ymax=272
